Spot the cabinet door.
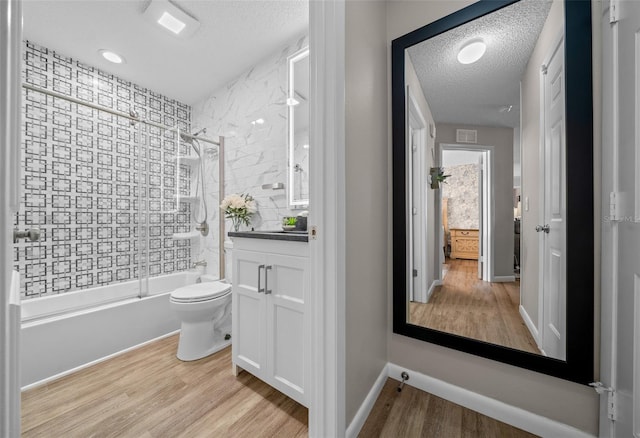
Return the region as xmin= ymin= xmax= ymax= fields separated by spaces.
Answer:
xmin=264 ymin=254 xmax=309 ymax=406
xmin=232 ymin=250 xmax=267 ymax=378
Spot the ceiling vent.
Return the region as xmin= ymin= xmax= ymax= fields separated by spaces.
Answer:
xmin=456 ymin=129 xmax=478 ymax=144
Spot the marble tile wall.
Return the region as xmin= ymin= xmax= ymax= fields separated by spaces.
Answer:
xmin=442 ymin=163 xmax=480 ymax=230
xmin=16 ymin=41 xmax=193 ymax=299
xmin=190 ymin=34 xmax=309 ymax=277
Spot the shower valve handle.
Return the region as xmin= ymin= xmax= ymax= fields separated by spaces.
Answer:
xmin=13 ymin=228 xmax=41 ymax=243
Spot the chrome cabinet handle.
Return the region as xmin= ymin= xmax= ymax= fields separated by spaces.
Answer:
xmin=13 ymin=228 xmax=41 ymax=243
xmin=535 ymin=224 xmax=550 ymax=233
xmin=257 ymin=264 xmax=265 ymax=293
xmin=265 ymin=265 xmax=273 ymax=295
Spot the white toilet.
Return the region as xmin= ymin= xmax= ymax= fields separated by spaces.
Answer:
xmin=170 ymin=241 xmax=233 ymax=361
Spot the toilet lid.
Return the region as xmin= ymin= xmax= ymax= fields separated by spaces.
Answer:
xmin=170 ymin=282 xmax=231 ymax=303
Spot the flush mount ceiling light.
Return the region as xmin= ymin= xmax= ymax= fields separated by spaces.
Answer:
xmin=457 ymin=40 xmax=487 ymax=65
xmin=286 ymin=97 xmax=300 ymax=106
xmin=143 ymin=0 xmax=200 ymax=38
xmin=99 ymin=49 xmax=125 ymax=64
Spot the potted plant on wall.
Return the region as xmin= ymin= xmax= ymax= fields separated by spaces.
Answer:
xmin=429 ymin=167 xmax=450 ymax=189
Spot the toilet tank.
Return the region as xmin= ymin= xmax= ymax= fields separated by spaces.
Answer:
xmin=224 ymin=240 xmax=233 ymax=283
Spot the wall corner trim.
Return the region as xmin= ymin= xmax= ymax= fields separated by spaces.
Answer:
xmin=345 ymin=364 xmax=388 ymax=438
xmin=519 ymin=304 xmax=541 ymax=348
xmin=349 ymin=363 xmax=597 ymax=437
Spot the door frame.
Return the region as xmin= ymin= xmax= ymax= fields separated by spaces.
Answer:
xmin=1 ymin=1 xmax=348 ymax=437
xmin=308 ymin=0 xmax=346 ymax=436
xmin=1 ymin=0 xmax=23 ymax=435
xmin=407 ymin=86 xmax=428 ymax=303
xmin=439 ymin=144 xmax=494 ymax=282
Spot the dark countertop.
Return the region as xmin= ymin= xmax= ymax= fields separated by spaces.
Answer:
xmin=228 ymin=230 xmax=309 ymax=242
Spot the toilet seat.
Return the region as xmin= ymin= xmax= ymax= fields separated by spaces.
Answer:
xmin=170 ymin=282 xmax=231 ymax=303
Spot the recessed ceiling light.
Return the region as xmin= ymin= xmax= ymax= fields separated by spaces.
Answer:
xmin=158 ymin=11 xmax=186 ymax=34
xmin=251 ymin=118 xmax=265 ymax=125
xmin=143 ymin=0 xmax=200 ymax=38
xmin=99 ymin=50 xmax=124 ymax=64
xmin=302 ymin=144 xmax=310 ymax=149
xmin=457 ymin=40 xmax=486 ymax=65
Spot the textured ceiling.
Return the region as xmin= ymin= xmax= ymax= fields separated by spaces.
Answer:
xmin=22 ymin=0 xmax=308 ymax=105
xmin=407 ymin=0 xmax=553 ymax=129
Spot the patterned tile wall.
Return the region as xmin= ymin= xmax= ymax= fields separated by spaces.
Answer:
xmin=15 ymin=41 xmax=194 ymax=300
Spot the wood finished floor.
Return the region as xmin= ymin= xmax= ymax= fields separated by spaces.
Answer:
xmin=359 ymin=379 xmax=538 ymax=438
xmin=21 ymin=335 xmax=308 ymax=437
xmin=409 ymin=259 xmax=540 ymax=354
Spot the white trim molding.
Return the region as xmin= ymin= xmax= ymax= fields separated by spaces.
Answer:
xmin=385 ymin=363 xmax=594 ymax=438
xmin=345 ymin=364 xmax=388 ymax=438
xmin=493 ymin=275 xmax=516 ymax=283
xmin=426 ymin=279 xmax=443 ymax=302
xmin=1 ymin=0 xmax=23 ymax=435
xmin=634 ymin=274 xmax=640 ymax=437
xmin=519 ymin=304 xmax=542 ymax=351
xmin=308 ymin=0 xmax=346 ymax=436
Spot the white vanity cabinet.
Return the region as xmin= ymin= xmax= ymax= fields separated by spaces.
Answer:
xmin=231 ymin=237 xmax=309 ymax=407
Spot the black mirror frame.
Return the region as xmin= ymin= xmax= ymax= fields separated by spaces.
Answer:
xmin=392 ymin=0 xmax=594 ymax=384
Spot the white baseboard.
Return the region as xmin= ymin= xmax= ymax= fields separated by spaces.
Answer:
xmin=386 ymin=363 xmax=594 ymax=438
xmin=345 ymin=364 xmax=388 ymax=438
xmin=21 ymin=330 xmax=180 ymax=391
xmin=426 ymin=280 xmax=443 ymax=302
xmin=492 ymin=275 xmax=516 ymax=282
xmin=519 ymin=305 xmax=543 ymax=352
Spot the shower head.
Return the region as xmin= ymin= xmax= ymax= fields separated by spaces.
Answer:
xmin=180 ymin=132 xmax=192 ymax=144
xmin=180 ymin=128 xmax=207 ymax=144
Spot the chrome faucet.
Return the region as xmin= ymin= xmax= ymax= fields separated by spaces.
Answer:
xmin=192 ymin=260 xmax=208 ymax=269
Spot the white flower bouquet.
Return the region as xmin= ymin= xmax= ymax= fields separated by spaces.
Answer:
xmin=220 ymin=193 xmax=257 ymax=232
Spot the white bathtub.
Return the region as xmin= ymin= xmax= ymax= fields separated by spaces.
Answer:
xmin=20 ymin=271 xmax=202 ymax=389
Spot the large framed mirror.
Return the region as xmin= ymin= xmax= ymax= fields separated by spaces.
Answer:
xmin=288 ymin=47 xmax=310 ymax=209
xmin=392 ymin=0 xmax=593 ymax=383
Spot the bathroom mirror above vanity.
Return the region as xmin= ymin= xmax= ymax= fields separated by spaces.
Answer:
xmin=288 ymin=47 xmax=310 ymax=209
xmin=392 ymin=0 xmax=594 ymax=383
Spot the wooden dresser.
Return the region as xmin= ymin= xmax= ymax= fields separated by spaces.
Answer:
xmin=449 ymin=228 xmax=479 ymax=260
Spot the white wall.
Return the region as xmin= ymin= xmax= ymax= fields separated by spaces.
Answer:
xmin=386 ymin=1 xmax=599 ymax=435
xmin=190 ymin=35 xmax=308 ymax=276
xmin=344 ymin=0 xmax=389 ymax=427
xmin=520 ymin=0 xmax=563 ymax=335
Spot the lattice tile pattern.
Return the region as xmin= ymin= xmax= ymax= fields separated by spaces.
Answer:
xmin=15 ymin=41 xmax=194 ymax=299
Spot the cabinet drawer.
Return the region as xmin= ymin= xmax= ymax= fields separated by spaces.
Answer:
xmin=451 ymin=229 xmax=479 ymax=238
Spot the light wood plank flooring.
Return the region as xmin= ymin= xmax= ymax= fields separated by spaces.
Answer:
xmin=21 ymin=335 xmax=308 ymax=437
xmin=359 ymin=379 xmax=538 ymax=438
xmin=409 ymin=259 xmax=539 ymax=354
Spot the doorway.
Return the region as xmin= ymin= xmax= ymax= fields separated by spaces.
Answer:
xmin=439 ymin=145 xmax=492 ymax=283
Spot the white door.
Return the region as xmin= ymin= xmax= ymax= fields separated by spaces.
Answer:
xmin=232 ymin=249 xmax=267 ymax=378
xmin=540 ymin=35 xmax=566 ymax=361
xmin=265 ymin=253 xmax=308 ymax=406
xmin=601 ymin=1 xmax=640 ymax=435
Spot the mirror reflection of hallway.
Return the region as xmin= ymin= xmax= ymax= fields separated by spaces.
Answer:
xmin=409 ymin=148 xmax=538 ymax=353
xmin=409 ymin=258 xmax=537 ymax=353
xmin=403 ymin=0 xmax=567 ymax=359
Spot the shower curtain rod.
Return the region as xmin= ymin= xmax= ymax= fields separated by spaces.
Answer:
xmin=21 ymin=83 xmax=221 ymax=147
